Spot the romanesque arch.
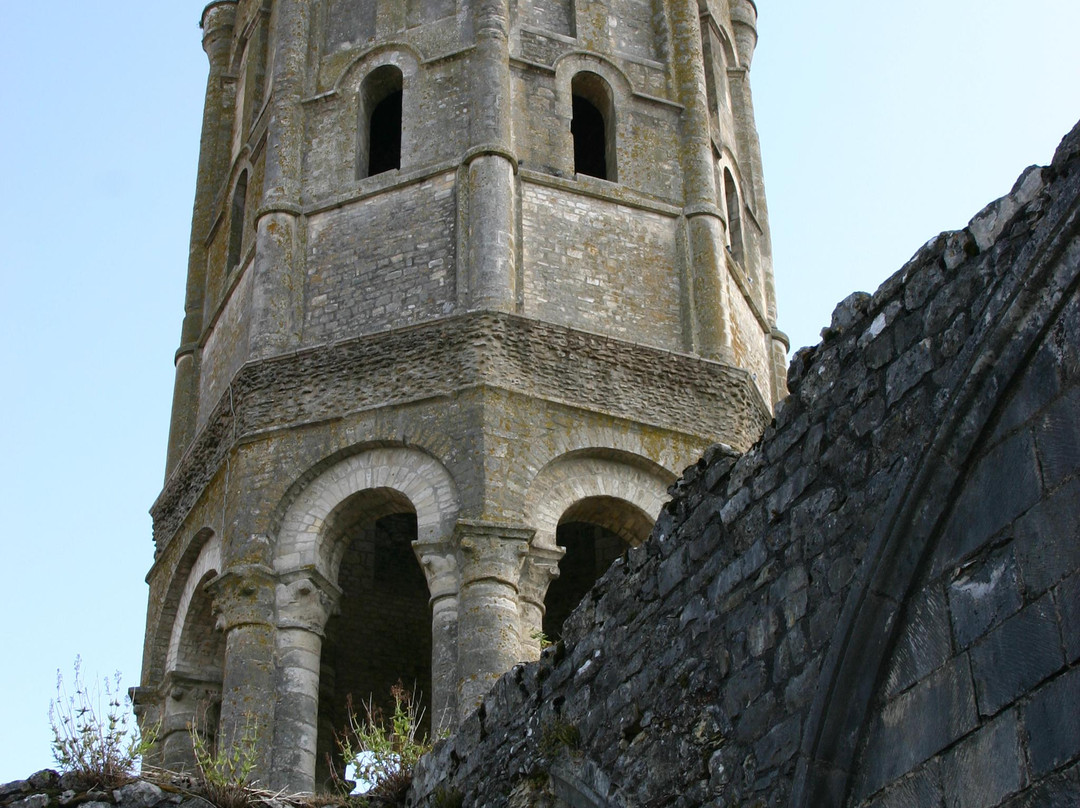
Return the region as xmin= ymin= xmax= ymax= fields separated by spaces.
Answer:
xmin=165 ymin=532 xmax=223 ymax=675
xmin=571 ymin=72 xmax=616 ymax=181
xmin=523 ymin=450 xmax=674 ymax=644
xmin=272 ymin=446 xmax=460 ymax=792
xmin=159 ymin=531 xmax=224 ymax=768
xmin=334 ymin=46 xmax=421 ymax=181
xmin=525 ymin=449 xmax=673 ymax=550
xmin=274 ymin=445 xmax=459 ymax=582
xmin=554 ymin=54 xmax=633 ymax=184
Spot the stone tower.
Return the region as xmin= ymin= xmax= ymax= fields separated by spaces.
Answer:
xmin=137 ymin=0 xmax=784 ymax=793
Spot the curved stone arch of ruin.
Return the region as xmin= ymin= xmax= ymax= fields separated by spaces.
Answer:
xmin=553 ymin=51 xmax=636 ymax=103
xmin=525 ymin=448 xmax=675 ymax=550
xmin=146 ymin=527 xmax=219 ymax=684
xmin=792 ymin=183 xmax=1080 ymax=806
xmin=331 ymin=41 xmax=423 ymax=95
xmin=273 ymin=445 xmax=460 ymax=583
xmin=165 ymin=532 xmax=223 ymax=674
xmin=270 ymin=445 xmax=459 ymax=790
xmin=517 ymin=423 xmax=692 ymax=497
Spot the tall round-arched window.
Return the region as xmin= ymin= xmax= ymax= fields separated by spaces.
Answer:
xmin=360 ymin=66 xmax=403 ymax=178
xmin=723 ymin=168 xmax=744 ymax=265
xmin=571 ymin=72 xmax=616 ymax=182
xmin=227 ymin=170 xmax=248 ymax=273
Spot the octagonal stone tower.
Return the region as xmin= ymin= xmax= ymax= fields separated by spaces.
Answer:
xmin=137 ymin=0 xmax=784 ymax=793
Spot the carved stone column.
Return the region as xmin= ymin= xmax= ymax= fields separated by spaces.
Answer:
xmin=206 ymin=564 xmax=277 ymax=783
xmin=250 ymin=0 xmax=312 ymax=359
xmin=156 ymin=672 xmax=223 ymax=771
xmin=413 ymin=540 xmax=461 ymax=734
xmin=129 ymin=686 xmax=165 ymax=770
xmin=670 ymin=0 xmax=733 ymax=361
xmin=517 ymin=545 xmax=565 ymax=661
xmin=165 ymin=0 xmax=237 ymax=475
xmin=454 ymin=521 xmax=532 ymax=719
xmin=464 ymin=0 xmax=518 ymax=313
xmin=271 ymin=569 xmax=341 ymax=792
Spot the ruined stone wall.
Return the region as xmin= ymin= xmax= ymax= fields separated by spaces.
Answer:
xmin=410 ymin=123 xmax=1080 ymax=807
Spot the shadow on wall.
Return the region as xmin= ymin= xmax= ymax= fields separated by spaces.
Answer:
xmin=411 ymin=120 xmax=1080 ymax=808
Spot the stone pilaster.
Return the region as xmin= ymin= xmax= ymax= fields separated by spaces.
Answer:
xmin=206 ymin=564 xmax=277 ymax=783
xmin=771 ymin=328 xmax=790 ymax=404
xmin=414 ymin=540 xmax=462 ymax=734
xmin=130 ymin=686 xmax=165 ymax=770
xmin=517 ymin=545 xmax=565 ymax=661
xmin=165 ymin=1 xmax=237 ymax=477
xmin=250 ymin=0 xmax=311 ymax=359
xmin=730 ymin=0 xmax=786 ymax=403
xmin=454 ymin=521 xmax=532 ymax=719
xmin=670 ymin=0 xmax=733 ymax=362
xmin=464 ymin=0 xmax=518 ymax=313
xmin=271 ymin=569 xmax=341 ymax=793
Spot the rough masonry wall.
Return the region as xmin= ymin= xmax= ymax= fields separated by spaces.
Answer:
xmin=410 ymin=122 xmax=1080 ymax=807
xmin=726 ymin=261 xmax=771 ymax=397
xmin=515 ymin=0 xmax=574 ymax=37
xmin=302 ymin=172 xmax=457 ymax=345
xmin=197 ymin=268 xmax=254 ymax=430
xmin=521 ymin=182 xmax=683 ymax=352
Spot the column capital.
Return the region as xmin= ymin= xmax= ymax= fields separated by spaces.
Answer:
xmin=454 ymin=520 xmax=534 ymax=588
xmin=518 ymin=544 xmax=565 ymax=609
xmin=161 ymin=671 xmax=222 ymax=713
xmin=207 ymin=564 xmax=276 ymax=632
xmin=275 ymin=567 xmax=342 ymax=635
xmin=413 ymin=539 xmax=460 ymax=602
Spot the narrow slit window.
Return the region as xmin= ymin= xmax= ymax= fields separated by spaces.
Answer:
xmin=571 ymin=72 xmax=616 ymax=182
xmin=227 ymin=170 xmax=248 ymax=273
xmin=723 ymin=168 xmax=744 ymax=265
xmin=360 ymin=66 xmax=404 ymax=179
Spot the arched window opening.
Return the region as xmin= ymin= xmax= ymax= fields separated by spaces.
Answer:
xmin=571 ymin=72 xmax=616 ymax=182
xmin=227 ymin=171 xmax=248 ymax=273
xmin=163 ymin=564 xmax=225 ymax=770
xmin=360 ymin=66 xmax=403 ymax=179
xmin=724 ymin=168 xmax=744 ymax=265
xmin=543 ymin=497 xmax=652 ymax=641
xmin=173 ymin=574 xmax=226 ymax=680
xmin=314 ymin=488 xmax=431 ymax=791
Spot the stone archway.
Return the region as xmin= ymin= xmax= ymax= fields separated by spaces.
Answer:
xmin=541 ymin=497 xmax=654 ymax=643
xmin=160 ymin=533 xmax=224 ymax=769
xmin=521 ymin=452 xmax=674 ymax=652
xmin=271 ymin=447 xmax=460 ymax=793
xmin=313 ymin=488 xmax=431 ymax=790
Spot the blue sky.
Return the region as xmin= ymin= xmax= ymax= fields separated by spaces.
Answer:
xmin=0 ymin=0 xmax=1077 ymax=783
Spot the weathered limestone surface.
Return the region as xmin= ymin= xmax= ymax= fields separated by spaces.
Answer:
xmin=1 ymin=772 xmax=210 ymax=808
xmin=410 ymin=122 xmax=1080 ymax=807
xmin=142 ymin=0 xmax=782 ymax=796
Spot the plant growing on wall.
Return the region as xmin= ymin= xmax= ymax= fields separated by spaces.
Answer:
xmin=190 ymin=710 xmax=261 ymax=808
xmin=334 ymin=684 xmax=431 ymax=806
xmin=49 ymin=657 xmax=156 ymax=788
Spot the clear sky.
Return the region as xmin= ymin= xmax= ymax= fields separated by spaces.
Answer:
xmin=0 ymin=0 xmax=1077 ymax=784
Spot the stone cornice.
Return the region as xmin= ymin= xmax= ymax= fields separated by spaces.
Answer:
xmin=151 ymin=312 xmax=772 ymax=549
